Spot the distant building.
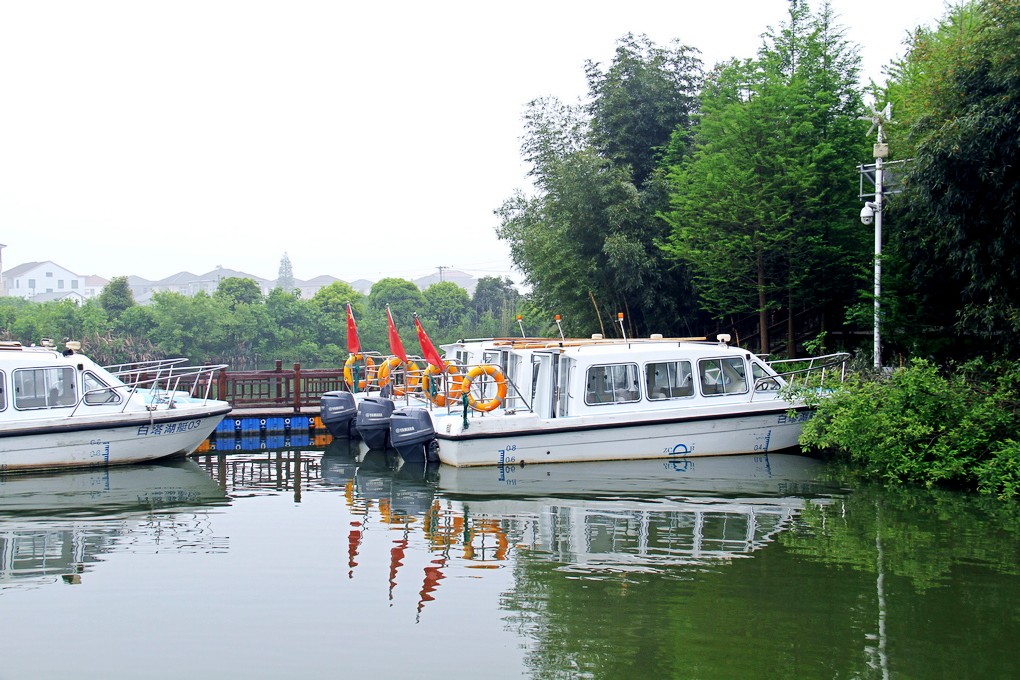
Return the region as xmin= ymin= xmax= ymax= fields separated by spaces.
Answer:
xmin=413 ymin=269 xmax=478 ymax=295
xmin=31 ymin=290 xmax=87 ymax=305
xmin=2 ymin=261 xmax=86 ymax=301
xmin=84 ymin=275 xmax=109 ymax=299
xmin=292 ymin=274 xmax=340 ymax=299
xmin=2 ymin=257 xmax=482 ymax=304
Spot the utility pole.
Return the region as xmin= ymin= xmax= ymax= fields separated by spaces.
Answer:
xmin=437 ymin=265 xmax=449 ymax=282
xmin=859 ymin=103 xmax=891 ymax=371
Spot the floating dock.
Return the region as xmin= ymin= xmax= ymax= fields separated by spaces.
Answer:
xmin=196 ymin=407 xmax=330 ymax=453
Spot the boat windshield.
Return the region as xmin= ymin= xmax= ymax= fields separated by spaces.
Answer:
xmin=698 ymin=358 xmax=748 ymax=396
xmin=751 ymin=361 xmax=781 ymax=391
xmin=83 ymin=371 xmax=122 ymax=405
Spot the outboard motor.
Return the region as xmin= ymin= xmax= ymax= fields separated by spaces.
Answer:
xmin=320 ymin=391 xmax=359 ymax=439
xmin=356 ymin=397 xmax=395 ymax=450
xmin=389 ymin=408 xmax=437 ymax=463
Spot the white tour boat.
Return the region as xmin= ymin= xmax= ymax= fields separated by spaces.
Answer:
xmin=388 ymin=335 xmax=848 ymax=467
xmin=0 ymin=340 xmax=231 ymax=471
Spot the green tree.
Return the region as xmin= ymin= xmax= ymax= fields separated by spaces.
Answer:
xmin=586 ymin=33 xmax=701 ymax=187
xmin=277 ymin=252 xmax=296 ymax=293
xmin=310 ymin=281 xmax=363 ymax=353
xmin=423 ymin=281 xmax=470 ymax=331
xmin=881 ymin=0 xmax=1020 ymax=356
xmin=472 ymin=276 xmax=520 ymax=336
xmin=147 ymin=291 xmax=226 ymax=362
xmin=118 ymin=305 xmax=157 ymax=339
xmin=0 ymin=298 xmax=31 ymax=340
xmin=219 ymin=301 xmax=272 ymax=368
xmin=498 ymin=35 xmax=704 ymax=339
xmin=214 ymin=277 xmax=264 ymax=308
xmin=662 ymin=0 xmax=867 ymax=353
xmin=98 ymin=276 xmax=135 ymax=319
xmin=368 ymin=278 xmax=425 ymax=325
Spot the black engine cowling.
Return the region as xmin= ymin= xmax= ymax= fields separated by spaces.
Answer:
xmin=320 ymin=391 xmax=358 ymax=439
xmin=389 ymin=408 xmax=437 ymax=463
xmin=356 ymin=397 xmax=395 ymax=450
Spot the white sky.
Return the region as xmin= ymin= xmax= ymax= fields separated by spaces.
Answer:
xmin=0 ymin=0 xmax=950 ymax=284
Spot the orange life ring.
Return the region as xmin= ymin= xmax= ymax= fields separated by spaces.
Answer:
xmin=422 ymin=361 xmax=463 ymax=407
xmin=376 ymin=357 xmax=422 ymax=396
xmin=461 ymin=364 xmax=507 ymax=412
xmin=343 ymin=353 xmax=377 ymax=391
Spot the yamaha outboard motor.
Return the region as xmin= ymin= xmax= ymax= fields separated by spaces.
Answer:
xmin=356 ymin=396 xmax=395 ymax=450
xmin=320 ymin=391 xmax=359 ymax=439
xmin=389 ymin=408 xmax=437 ymax=463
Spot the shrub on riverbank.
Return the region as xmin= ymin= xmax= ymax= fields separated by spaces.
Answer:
xmin=800 ymin=359 xmax=1020 ymax=500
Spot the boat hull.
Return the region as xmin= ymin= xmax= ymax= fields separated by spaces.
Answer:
xmin=430 ymin=405 xmax=811 ymax=467
xmin=0 ymin=406 xmax=230 ymax=472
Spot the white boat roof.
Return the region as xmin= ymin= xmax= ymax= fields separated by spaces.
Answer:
xmin=443 ymin=337 xmax=759 ymax=362
xmin=0 ymin=342 xmax=83 ymax=366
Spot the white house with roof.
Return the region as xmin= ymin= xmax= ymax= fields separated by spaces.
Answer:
xmin=2 ymin=261 xmax=86 ymax=301
xmin=84 ymin=275 xmax=109 ymax=299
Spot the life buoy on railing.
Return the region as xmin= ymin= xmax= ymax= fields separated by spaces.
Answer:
xmin=461 ymin=364 xmax=508 ymax=412
xmin=343 ymin=353 xmax=377 ymax=391
xmin=422 ymin=361 xmax=463 ymax=407
xmin=376 ymin=357 xmax=422 ymax=396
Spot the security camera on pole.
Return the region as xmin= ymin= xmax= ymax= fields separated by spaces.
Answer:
xmin=859 ymin=103 xmax=891 ymax=370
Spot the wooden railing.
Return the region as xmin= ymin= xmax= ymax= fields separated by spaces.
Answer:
xmin=213 ymin=360 xmax=345 ymax=411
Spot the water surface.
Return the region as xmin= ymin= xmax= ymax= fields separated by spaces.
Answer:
xmin=0 ymin=443 xmax=1016 ymax=679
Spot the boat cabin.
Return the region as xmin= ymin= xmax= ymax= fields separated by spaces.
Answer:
xmin=0 ymin=342 xmax=126 ymax=414
xmin=440 ymin=337 xmax=785 ymax=419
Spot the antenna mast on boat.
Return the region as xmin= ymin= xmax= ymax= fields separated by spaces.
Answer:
xmin=554 ymin=315 xmax=565 ymax=341
xmin=516 ymin=315 xmax=526 ymax=338
xmin=617 ymin=313 xmax=627 ymax=341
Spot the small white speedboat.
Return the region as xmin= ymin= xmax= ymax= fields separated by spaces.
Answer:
xmin=0 ymin=341 xmax=231 ymax=471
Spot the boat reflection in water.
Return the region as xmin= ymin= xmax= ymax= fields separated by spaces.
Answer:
xmin=0 ymin=460 xmax=228 ymax=590
xmin=190 ymin=444 xmax=840 ymax=614
xmin=433 ymin=453 xmax=840 ymax=573
xmin=310 ymin=446 xmax=841 ymax=613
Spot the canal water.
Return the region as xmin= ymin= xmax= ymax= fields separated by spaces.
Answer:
xmin=0 ymin=442 xmax=1016 ymax=679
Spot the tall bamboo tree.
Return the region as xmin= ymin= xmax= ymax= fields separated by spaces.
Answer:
xmin=662 ymin=0 xmax=867 ymax=353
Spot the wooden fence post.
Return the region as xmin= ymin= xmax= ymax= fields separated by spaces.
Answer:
xmin=275 ymin=360 xmax=283 ymax=402
xmin=293 ymin=362 xmax=302 ymax=412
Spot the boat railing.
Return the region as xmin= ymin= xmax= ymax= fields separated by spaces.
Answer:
xmin=104 ymin=358 xmax=190 ymax=379
xmin=71 ymin=362 xmax=228 ymax=415
xmin=759 ymin=352 xmax=850 ymax=396
xmin=426 ymin=362 xmax=532 ymax=414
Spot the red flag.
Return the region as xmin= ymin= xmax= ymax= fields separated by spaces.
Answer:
xmin=346 ymin=303 xmax=360 ymax=354
xmin=386 ymin=307 xmax=408 ymax=363
xmin=413 ymin=314 xmax=445 ymax=369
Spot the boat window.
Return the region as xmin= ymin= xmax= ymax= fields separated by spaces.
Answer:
xmin=751 ymin=361 xmax=781 ymax=391
xmin=83 ymin=372 xmax=122 ymax=405
xmin=698 ymin=358 xmax=748 ymax=396
xmin=645 ymin=360 xmax=694 ymax=400
xmin=584 ymin=363 xmax=640 ymax=405
xmin=0 ymin=370 xmax=5 ymax=410
xmin=13 ymin=366 xmax=78 ymax=409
